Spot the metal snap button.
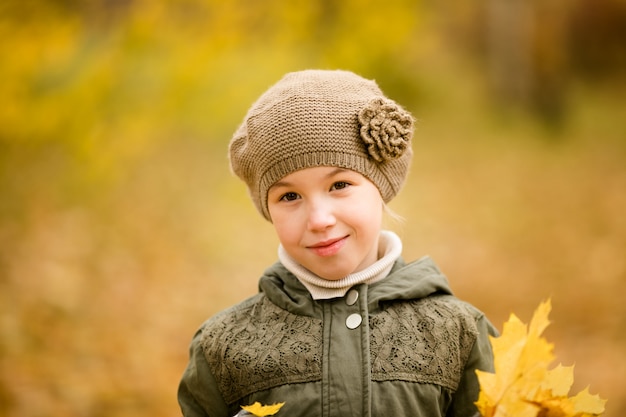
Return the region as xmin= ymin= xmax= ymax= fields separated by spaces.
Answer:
xmin=345 ymin=289 xmax=359 ymax=306
xmin=346 ymin=313 xmax=362 ymax=329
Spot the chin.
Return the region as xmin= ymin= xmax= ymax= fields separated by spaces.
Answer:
xmin=320 ymin=274 xmax=347 ymax=281
xmin=314 ymin=266 xmax=355 ymax=281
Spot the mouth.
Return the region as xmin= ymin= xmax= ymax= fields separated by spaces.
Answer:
xmin=307 ymin=236 xmax=348 ymax=257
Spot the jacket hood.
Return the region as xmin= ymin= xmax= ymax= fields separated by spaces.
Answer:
xmin=368 ymin=256 xmax=453 ymax=307
xmin=258 ymin=256 xmax=453 ymax=317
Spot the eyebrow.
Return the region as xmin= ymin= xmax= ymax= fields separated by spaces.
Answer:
xmin=270 ymin=168 xmax=349 ymax=189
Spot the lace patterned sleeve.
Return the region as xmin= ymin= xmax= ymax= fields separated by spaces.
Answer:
xmin=446 ymin=313 xmax=498 ymax=417
xmin=178 ymin=327 xmax=230 ymax=417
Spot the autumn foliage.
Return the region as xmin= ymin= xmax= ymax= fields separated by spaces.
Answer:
xmin=476 ymin=300 xmax=606 ymax=417
xmin=1 ymin=1 xmax=625 ymax=417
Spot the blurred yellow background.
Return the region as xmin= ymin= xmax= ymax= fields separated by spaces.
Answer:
xmin=1 ymin=0 xmax=625 ymax=416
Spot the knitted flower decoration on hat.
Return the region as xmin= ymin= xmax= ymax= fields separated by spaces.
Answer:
xmin=359 ymin=97 xmax=412 ymax=162
xmin=229 ymin=69 xmax=414 ymax=221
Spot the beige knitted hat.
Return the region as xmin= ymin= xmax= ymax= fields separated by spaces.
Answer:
xmin=229 ymin=69 xmax=414 ymax=221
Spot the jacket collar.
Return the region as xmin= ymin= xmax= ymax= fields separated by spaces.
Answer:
xmin=258 ymin=256 xmax=453 ymax=317
xmin=367 ymin=256 xmax=453 ymax=310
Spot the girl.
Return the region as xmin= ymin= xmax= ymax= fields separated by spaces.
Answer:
xmin=178 ymin=69 xmax=496 ymax=417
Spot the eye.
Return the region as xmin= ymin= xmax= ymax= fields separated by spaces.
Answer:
xmin=279 ymin=192 xmax=300 ymax=202
xmin=331 ymin=181 xmax=350 ymax=191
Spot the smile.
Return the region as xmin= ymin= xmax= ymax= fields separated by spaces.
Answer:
xmin=307 ymin=236 xmax=348 ymax=257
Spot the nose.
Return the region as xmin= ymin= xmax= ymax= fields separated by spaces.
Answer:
xmin=306 ymin=198 xmax=336 ymax=231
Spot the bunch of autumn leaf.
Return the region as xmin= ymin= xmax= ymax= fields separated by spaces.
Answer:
xmin=475 ymin=299 xmax=607 ymax=417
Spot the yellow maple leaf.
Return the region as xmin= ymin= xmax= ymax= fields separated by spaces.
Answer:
xmin=540 ymin=364 xmax=574 ymax=397
xmin=240 ymin=401 xmax=285 ymax=417
xmin=475 ymin=299 xmax=607 ymax=417
xmin=570 ymin=387 xmax=607 ymax=415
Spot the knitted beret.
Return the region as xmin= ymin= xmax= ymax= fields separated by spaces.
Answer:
xmin=229 ymin=69 xmax=414 ymax=221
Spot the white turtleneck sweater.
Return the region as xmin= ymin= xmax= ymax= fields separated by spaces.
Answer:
xmin=277 ymin=230 xmax=403 ymax=300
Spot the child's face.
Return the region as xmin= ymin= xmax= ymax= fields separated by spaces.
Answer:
xmin=267 ymin=166 xmax=383 ymax=281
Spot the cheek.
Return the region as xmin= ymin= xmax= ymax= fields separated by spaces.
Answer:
xmin=271 ymin=213 xmax=300 ymax=244
xmin=362 ymin=206 xmax=384 ymax=228
xmin=350 ymin=195 xmax=384 ymax=224
xmin=340 ymin=204 xmax=383 ymax=236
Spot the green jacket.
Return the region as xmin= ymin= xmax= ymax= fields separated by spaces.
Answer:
xmin=178 ymin=256 xmax=497 ymax=417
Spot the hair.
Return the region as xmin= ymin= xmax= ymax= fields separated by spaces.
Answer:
xmin=383 ymin=202 xmax=406 ymax=226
